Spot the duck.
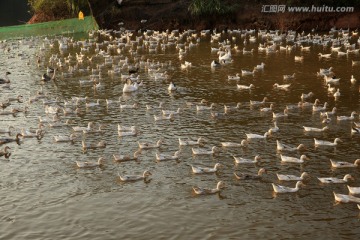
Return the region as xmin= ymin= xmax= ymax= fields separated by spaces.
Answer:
xmin=273 ymin=83 xmax=291 ymax=90
xmin=241 ymin=69 xmax=255 ymax=76
xmin=236 ymin=83 xmax=254 ymax=90
xmin=333 ymin=192 xmax=360 ymax=203
xmin=318 ymin=174 xmax=354 ymax=184
xmin=118 ymin=170 xmax=152 ymax=182
xmin=276 ymin=172 xmax=309 ymax=181
xmin=146 ymin=102 xmax=164 ymax=110
xmin=0 ymin=146 xmax=11 ymax=158
xmin=221 ymin=140 xmax=247 ymax=147
xmin=350 ymin=75 xmax=356 ymax=84
xmin=272 ymin=181 xmax=304 ymax=193
xmin=192 ymin=146 xmax=218 ymax=155
xmin=337 ymin=111 xmax=357 ymax=121
xmin=210 ymin=60 xmax=221 ymax=68
xmin=120 ymin=103 xmax=138 ymax=109
xmin=196 ymin=103 xmax=215 ymax=111
xmin=82 ymin=140 xmax=106 ymax=150
xmin=347 ymin=185 xmax=360 ymax=195
xmin=283 ymin=73 xmax=295 ymax=80
xmin=0 ymin=125 xmax=15 ymax=134
xmin=76 ymin=157 xmax=105 ymax=168
xmin=245 ymin=132 xmax=270 ymax=139
xmin=234 ymin=168 xmax=267 ymax=180
xmin=122 ymin=78 xmax=138 ymax=93
xmin=41 ymin=68 xmax=56 ymax=81
xmin=233 ymin=155 xmax=261 ymax=164
xmin=330 ymin=159 xmax=360 ymax=168
xmin=192 ymin=181 xmax=225 ymax=195
xmin=333 ymin=88 xmax=341 ymax=98
xmin=72 ymin=122 xmax=94 ymax=132
xmin=20 ymin=129 xmax=44 ymax=139
xmin=260 ymin=103 xmax=274 ymax=112
xmin=0 ymin=133 xmax=23 ymax=145
xmin=113 ymin=150 xmax=141 ymax=162
xmin=312 ymin=102 xmax=328 ymax=112
xmin=138 ymin=139 xmax=163 ymax=149
xmin=162 ymin=108 xmax=181 ymax=115
xmin=118 ymin=128 xmax=138 ymax=137
xmin=168 ymin=82 xmax=177 ymax=91
xmin=320 ymin=107 xmax=337 ymax=117
xmin=154 ymin=113 xmax=174 ymax=121
xmin=303 ymin=126 xmax=329 ymax=132
xmin=276 ymin=140 xmax=306 ymax=151
xmin=0 ymin=71 xmax=11 ymax=84
xmin=54 ymin=133 xmax=78 ymax=143
xmin=250 ymin=97 xmax=268 ymax=106
xmin=268 ymin=121 xmax=280 ymax=133
xmin=272 ymin=109 xmax=289 ymax=119
xmin=156 ymin=150 xmax=180 ymax=161
xmin=178 ymin=137 xmax=205 ymax=146
xmin=314 ymin=137 xmax=342 ymax=147
xmin=85 ymin=99 xmax=100 ymax=108
xmin=280 ymin=154 xmax=309 ymax=163
xmin=224 ymin=103 xmax=241 ymax=113
xmin=190 ymin=163 xmax=223 ymax=174
xmin=300 ymin=92 xmax=314 ymax=101
xmin=228 ymin=73 xmax=240 ymax=81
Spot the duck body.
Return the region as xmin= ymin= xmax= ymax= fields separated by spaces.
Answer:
xmin=245 ymin=132 xmax=269 ymax=139
xmin=303 ymin=126 xmax=329 ymax=132
xmin=156 ymin=150 xmax=180 ymax=161
xmin=330 ymin=159 xmax=360 ymax=168
xmin=193 ymin=181 xmax=225 ymax=195
xmin=138 ymin=139 xmax=162 ymax=149
xmin=314 ymin=138 xmax=342 ymax=146
xmin=280 ymin=154 xmax=309 ymax=163
xmin=347 ymin=185 xmax=360 ymax=195
xmin=276 ymin=172 xmax=308 ymax=181
xmin=318 ymin=174 xmax=354 ymax=183
xmin=221 ymin=140 xmax=247 ymax=147
xmin=118 ymin=170 xmax=151 ymax=182
xmin=82 ymin=140 xmax=106 ymax=150
xmin=234 ymin=168 xmax=266 ymax=180
xmin=192 ymin=146 xmax=218 ymax=155
xmin=54 ymin=134 xmax=77 ymax=142
xmin=179 ymin=137 xmax=204 ymax=146
xmin=333 ymin=192 xmax=360 ymax=203
xmin=113 ymin=150 xmax=140 ymax=162
xmin=233 ymin=155 xmax=261 ymax=164
xmin=272 ymin=181 xmax=303 ymax=193
xmin=276 ymin=140 xmax=306 ymax=151
xmin=76 ymin=157 xmax=105 ymax=168
xmin=191 ymin=163 xmax=222 ymax=174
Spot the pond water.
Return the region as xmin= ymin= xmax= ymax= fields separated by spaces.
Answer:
xmin=1 ymin=29 xmax=360 ymax=239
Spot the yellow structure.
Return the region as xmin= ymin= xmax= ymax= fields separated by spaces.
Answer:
xmin=78 ymin=11 xmax=84 ymax=20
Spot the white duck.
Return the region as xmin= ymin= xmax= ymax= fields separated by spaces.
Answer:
xmin=314 ymin=138 xmax=342 ymax=147
xmin=245 ymin=132 xmax=270 ymax=139
xmin=330 ymin=159 xmax=360 ymax=168
xmin=54 ymin=133 xmax=77 ymax=143
xmin=250 ymin=97 xmax=268 ymax=106
xmin=118 ymin=170 xmax=152 ymax=182
xmin=221 ymin=140 xmax=247 ymax=147
xmin=333 ymin=192 xmax=360 ymax=203
xmin=350 ymin=75 xmax=356 ymax=84
xmin=234 ymin=168 xmax=267 ymax=180
xmin=272 ymin=109 xmax=289 ymax=119
xmin=192 ymin=146 xmax=218 ymax=155
xmin=113 ymin=150 xmax=140 ymax=162
xmin=228 ymin=73 xmax=240 ymax=81
xmin=122 ymin=79 xmax=138 ymax=93
xmin=162 ymin=108 xmax=181 ymax=115
xmin=303 ymin=126 xmax=329 ymax=132
xmin=272 ymin=181 xmax=303 ymax=193
xmin=192 ymin=181 xmax=225 ymax=195
xmin=85 ymin=99 xmax=100 ymax=108
xmin=276 ymin=172 xmax=309 ymax=181
xmin=260 ymin=103 xmax=274 ymax=112
xmin=347 ymin=185 xmax=360 ymax=195
xmin=154 ymin=113 xmax=174 ymax=121
xmin=138 ymin=139 xmax=163 ymax=149
xmin=312 ymin=102 xmax=328 ymax=112
xmin=156 ymin=150 xmax=180 ymax=161
xmin=73 ymin=122 xmax=94 ymax=132
xmin=280 ymin=154 xmax=309 ymax=163
xmin=76 ymin=157 xmax=105 ymax=168
xmin=276 ymin=140 xmax=306 ymax=151
xmin=237 ymin=83 xmax=254 ymax=90
xmin=82 ymin=140 xmax=106 ymax=150
xmin=168 ymin=82 xmax=177 ymax=91
xmin=178 ymin=137 xmax=205 ymax=146
xmin=318 ymin=174 xmax=354 ymax=184
xmin=196 ymin=103 xmax=215 ymax=111
xmin=300 ymin=92 xmax=314 ymax=101
xmin=190 ymin=163 xmax=222 ymax=174
xmin=273 ymin=83 xmax=291 ymax=90
xmin=337 ymin=111 xmax=357 ymax=121
xmin=233 ymin=155 xmax=261 ymax=164
xmin=283 ymin=73 xmax=295 ymax=80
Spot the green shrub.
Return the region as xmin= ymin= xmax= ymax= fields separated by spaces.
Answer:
xmin=188 ymin=0 xmax=238 ymax=16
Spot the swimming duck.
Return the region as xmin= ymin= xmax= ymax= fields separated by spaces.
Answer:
xmin=233 ymin=155 xmax=261 ymax=164
xmin=272 ymin=181 xmax=304 ymax=193
xmin=300 ymin=92 xmax=314 ymax=101
xmin=303 ymin=126 xmax=329 ymax=132
xmin=196 ymin=103 xmax=215 ymax=111
xmin=146 ymin=102 xmax=164 ymax=110
xmin=347 ymin=185 xmax=360 ymax=195
xmin=120 ymin=103 xmax=138 ymax=109
xmin=192 ymin=146 xmax=218 ymax=155
xmin=283 ymin=73 xmax=295 ymax=80
xmin=318 ymin=174 xmax=354 ymax=184
xmin=210 ymin=60 xmax=221 ymax=68
xmin=276 ymin=140 xmax=306 ymax=151
xmin=0 ymin=72 xmax=11 ymax=84
xmin=234 ymin=168 xmax=267 ymax=180
xmin=312 ymin=102 xmax=328 ymax=112
xmin=73 ymin=122 xmax=94 ymax=132
xmin=330 ymin=159 xmax=360 ymax=168
xmin=0 ymin=146 xmax=11 ymax=158
xmin=0 ymin=133 xmax=23 ymax=145
xmin=314 ymin=137 xmax=342 ymax=147
xmin=245 ymin=132 xmax=270 ymax=139
xmin=192 ymin=181 xmax=225 ymax=195
xmin=118 ymin=129 xmax=138 ymax=137
xmin=162 ymin=108 xmax=181 ymax=115
xmin=86 ymin=99 xmax=100 ymax=108
xmin=236 ymin=83 xmax=254 ymax=90
xmin=224 ymin=103 xmax=241 ymax=113
xmin=76 ymin=157 xmax=105 ymax=168
xmin=320 ymin=107 xmax=337 ymax=117
xmin=350 ymin=75 xmax=356 ymax=84
xmin=118 ymin=170 xmax=152 ymax=182
xmin=250 ymin=97 xmax=268 ymax=106
xmin=138 ymin=139 xmax=163 ymax=149
xmin=113 ymin=150 xmax=141 ymax=162
xmin=168 ymin=82 xmax=177 ymax=91
xmin=273 ymin=83 xmax=291 ymax=90
xmin=0 ymin=125 xmax=15 ymax=134
xmin=122 ymin=78 xmax=138 ymax=93
xmin=276 ymin=172 xmax=309 ymax=181
xmin=272 ymin=109 xmax=289 ymax=119
xmin=280 ymin=154 xmax=309 ymax=163
xmin=178 ymin=137 xmax=205 ymax=146
xmin=337 ymin=111 xmax=357 ymax=121
xmin=156 ymin=150 xmax=180 ymax=161
xmin=41 ymin=68 xmax=56 ymax=81
xmin=221 ymin=140 xmax=247 ymax=147
xmin=333 ymin=192 xmax=360 ymax=203
xmin=241 ymin=69 xmax=255 ymax=76
xmin=154 ymin=113 xmax=174 ymax=121
xmin=228 ymin=73 xmax=240 ymax=81
xmin=82 ymin=140 xmax=106 ymax=150
xmin=260 ymin=103 xmax=274 ymax=112
xmin=54 ymin=133 xmax=78 ymax=143
xmin=191 ymin=163 xmax=222 ymax=174
xmin=268 ymin=121 xmax=280 ymax=133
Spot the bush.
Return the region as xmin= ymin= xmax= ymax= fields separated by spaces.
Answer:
xmin=188 ymin=0 xmax=239 ymax=16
